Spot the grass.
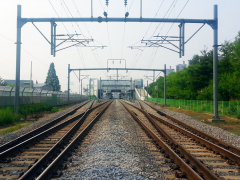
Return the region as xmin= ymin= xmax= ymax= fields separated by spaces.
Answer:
xmin=160 ymin=105 xmax=240 ymax=135
xmin=0 ymin=103 xmax=77 ymax=134
xmin=0 ymin=107 xmax=20 ymax=126
xmin=0 ymin=122 xmax=30 ymax=135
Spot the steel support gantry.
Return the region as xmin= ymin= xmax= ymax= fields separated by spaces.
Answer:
xmin=68 ymin=65 xmax=167 ymax=105
xmin=15 ymin=5 xmax=219 ymax=120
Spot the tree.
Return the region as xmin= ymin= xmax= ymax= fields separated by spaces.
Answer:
xmin=0 ymin=76 xmax=7 ymax=86
xmin=45 ymin=63 xmax=60 ymax=91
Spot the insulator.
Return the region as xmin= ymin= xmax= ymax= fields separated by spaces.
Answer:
xmin=125 ymin=12 xmax=129 ymax=18
xmin=103 ymin=11 xmax=108 ymax=17
xmin=106 ymin=0 xmax=109 ymax=6
xmin=124 ymin=0 xmax=127 ymax=6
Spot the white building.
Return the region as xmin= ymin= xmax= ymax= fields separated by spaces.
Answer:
xmin=166 ymin=66 xmax=175 ymax=76
xmin=176 ymin=61 xmax=187 ymax=72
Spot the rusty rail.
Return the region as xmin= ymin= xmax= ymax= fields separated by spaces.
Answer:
xmin=120 ymin=100 xmax=205 ymax=180
xmin=142 ymin=100 xmax=240 ymax=156
xmin=34 ymin=100 xmax=113 ymax=180
xmin=0 ymin=100 xmax=91 ymax=153
xmin=123 ymin=100 xmax=220 ymax=180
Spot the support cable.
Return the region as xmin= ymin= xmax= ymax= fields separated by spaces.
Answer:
xmin=129 ymin=0 xmax=165 ymax=76
xmin=71 ymin=0 xmax=107 ymax=77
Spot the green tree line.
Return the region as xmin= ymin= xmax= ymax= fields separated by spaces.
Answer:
xmin=148 ymin=32 xmax=240 ymax=101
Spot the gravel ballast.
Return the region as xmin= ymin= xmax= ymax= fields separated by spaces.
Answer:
xmin=145 ymin=101 xmax=240 ymax=149
xmin=58 ymin=100 xmax=165 ymax=180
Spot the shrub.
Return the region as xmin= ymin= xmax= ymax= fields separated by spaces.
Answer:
xmin=0 ymin=107 xmax=19 ymax=126
xmin=237 ymin=113 xmax=240 ymax=120
xmin=51 ymin=107 xmax=59 ymax=112
xmin=228 ymin=104 xmax=237 ymax=116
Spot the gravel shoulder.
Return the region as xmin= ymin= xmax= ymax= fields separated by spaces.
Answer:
xmin=145 ymin=101 xmax=240 ymax=149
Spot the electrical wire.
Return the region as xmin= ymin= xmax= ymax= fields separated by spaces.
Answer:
xmin=120 ymin=23 xmax=127 ymax=59
xmin=163 ymin=0 xmax=190 ymax=37
xmin=145 ymin=0 xmax=178 ymax=76
xmin=146 ymin=0 xmax=189 ymax=79
xmin=71 ymin=0 xmax=107 ymax=77
xmin=0 ymin=33 xmax=67 ymax=79
xmin=106 ymin=23 xmax=113 ymax=59
xmin=128 ymin=0 xmax=165 ymax=76
xmin=48 ymin=0 xmax=71 ymax=35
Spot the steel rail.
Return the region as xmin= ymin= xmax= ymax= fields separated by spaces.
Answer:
xmin=142 ymin=101 xmax=240 ymax=156
xmin=120 ymin=100 xmax=204 ymax=180
xmin=18 ymin=100 xmax=112 ymax=180
xmin=148 ymin=112 xmax=240 ymax=165
xmin=0 ymin=100 xmax=90 ymax=153
xmin=35 ymin=100 xmax=113 ymax=180
xmin=0 ymin=100 xmax=103 ymax=161
xmin=124 ymin=100 xmax=219 ymax=180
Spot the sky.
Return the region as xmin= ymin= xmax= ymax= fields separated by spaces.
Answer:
xmin=0 ymin=0 xmax=240 ymax=93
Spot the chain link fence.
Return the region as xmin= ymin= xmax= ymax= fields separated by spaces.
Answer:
xmin=147 ymin=98 xmax=240 ymax=118
xmin=0 ymin=86 xmax=88 ymax=107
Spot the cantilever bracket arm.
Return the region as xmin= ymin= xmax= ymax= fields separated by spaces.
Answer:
xmin=184 ymin=23 xmax=205 ymax=44
xmin=56 ymin=35 xmax=74 ymax=47
xmin=32 ymin=22 xmax=50 ymax=44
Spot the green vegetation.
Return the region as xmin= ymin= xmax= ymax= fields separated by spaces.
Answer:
xmin=19 ymin=104 xmax=53 ymax=119
xmin=0 ymin=104 xmax=58 ymax=126
xmin=45 ymin=62 xmax=61 ymax=91
xmin=147 ymin=32 xmax=240 ymax=101
xmin=0 ymin=107 xmax=20 ymax=126
xmin=148 ymin=32 xmax=240 ymax=102
xmin=148 ymin=98 xmax=240 ymax=118
xmin=163 ymin=105 xmax=240 ymax=135
xmin=0 ymin=123 xmax=30 ymax=135
xmin=88 ymin=95 xmax=97 ymax=99
xmin=51 ymin=107 xmax=59 ymax=112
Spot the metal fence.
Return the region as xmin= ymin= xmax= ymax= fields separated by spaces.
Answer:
xmin=147 ymin=98 xmax=240 ymax=118
xmin=0 ymin=86 xmax=88 ymax=106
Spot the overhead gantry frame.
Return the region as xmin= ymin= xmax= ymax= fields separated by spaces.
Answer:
xmin=15 ymin=5 xmax=219 ymax=120
xmin=68 ymin=65 xmax=167 ymax=105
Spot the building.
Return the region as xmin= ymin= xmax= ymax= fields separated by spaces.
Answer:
xmin=33 ymin=83 xmax=53 ymax=91
xmin=166 ymin=66 xmax=175 ymax=76
xmin=134 ymin=79 xmax=143 ymax=88
xmin=4 ymin=80 xmax=33 ymax=89
xmin=176 ymin=61 xmax=187 ymax=72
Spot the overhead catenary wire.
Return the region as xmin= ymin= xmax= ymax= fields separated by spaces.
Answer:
xmin=129 ymin=0 xmax=165 ymax=76
xmin=145 ymin=0 xmax=178 ymax=76
xmin=52 ymin=0 xmax=107 ymax=79
xmin=0 ymin=33 xmax=67 ymax=80
xmin=146 ymin=0 xmax=189 ymax=79
xmin=71 ymin=0 xmax=107 ymax=77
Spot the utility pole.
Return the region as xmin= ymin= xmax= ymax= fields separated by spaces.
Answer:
xmin=164 ymin=64 xmax=166 ymax=105
xmin=67 ymin=64 xmax=70 ymax=103
xmin=14 ymin=5 xmax=22 ymax=113
xmin=212 ymin=5 xmax=221 ymax=121
xmin=147 ymin=80 xmax=148 ymax=101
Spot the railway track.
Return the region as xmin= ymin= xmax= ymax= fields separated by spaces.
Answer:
xmin=120 ymin=100 xmax=240 ymax=180
xmin=0 ymin=99 xmax=239 ymax=179
xmin=0 ymin=100 xmax=91 ymax=152
xmin=0 ymin=100 xmax=112 ymax=179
